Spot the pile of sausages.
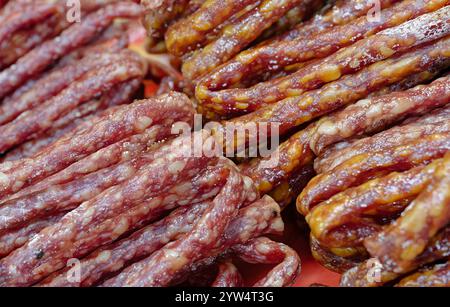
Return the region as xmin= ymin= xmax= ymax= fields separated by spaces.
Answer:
xmin=0 ymin=92 xmax=300 ymax=287
xmin=0 ymin=0 xmax=301 ymax=287
xmin=0 ymin=0 xmax=146 ymax=159
xmin=147 ymin=0 xmax=450 ymax=286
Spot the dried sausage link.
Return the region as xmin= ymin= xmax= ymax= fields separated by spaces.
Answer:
xmin=2 ymin=78 xmax=141 ymax=162
xmin=298 ymin=132 xmax=450 ymax=211
xmin=102 ymin=195 xmax=283 ymax=287
xmin=306 ymin=161 xmax=442 ymax=246
xmin=310 ymin=74 xmax=450 ymax=155
xmin=0 ymin=0 xmax=57 ymax=44
xmin=0 ymin=51 xmax=145 ymax=154
xmin=99 ymin=166 xmax=255 ymax=287
xmin=228 ymin=36 xmax=450 ymax=134
xmin=0 ymin=14 xmax=61 ymax=70
xmin=0 ymin=92 xmax=193 ymax=200
xmin=211 ymin=261 xmax=243 ymax=287
xmin=340 ymin=227 xmax=450 ymax=287
xmin=181 ymin=0 xmax=306 ymax=81
xmin=364 ymin=152 xmax=450 ymax=273
xmin=239 ymin=39 xmax=449 ymax=195
xmin=240 ymin=128 xmax=314 ymax=193
xmin=0 ymin=212 xmax=66 ymax=259
xmin=257 ymin=0 xmax=324 ymax=43
xmin=315 ymin=105 xmax=450 ymax=173
xmin=0 ymin=52 xmax=132 ymax=126
xmin=141 ymin=0 xmax=190 ymax=47
xmin=232 ymin=237 xmax=301 ymax=287
xmin=195 ymin=0 xmax=441 ymax=111
xmin=196 ymin=7 xmax=450 ymax=118
xmin=268 ymin=163 xmax=315 ymax=208
xmin=0 ymin=131 xmax=176 ymax=235
xmin=0 ymin=1 xmax=142 ymax=99
xmin=39 ymin=202 xmax=211 ymax=287
xmin=277 ymin=0 xmax=400 ymax=43
xmin=165 ymin=0 xmax=258 ymax=57
xmin=0 ymin=132 xmax=219 ymax=286
xmin=310 ymin=235 xmax=368 ymax=274
xmin=396 ymin=261 xmax=450 ymax=287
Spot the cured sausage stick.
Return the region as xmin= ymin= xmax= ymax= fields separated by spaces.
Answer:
xmin=364 ymin=152 xmax=450 ymax=273
xmin=0 ymin=92 xmax=194 ymax=199
xmin=0 ymin=53 xmax=125 ymax=125
xmin=180 ymin=0 xmax=306 ymax=81
xmin=230 ymin=35 xmax=449 ymax=160
xmin=41 ymin=193 xmax=281 ymax=287
xmin=306 ymin=160 xmax=442 ymax=246
xmin=196 ymin=7 xmax=450 ymax=117
xmin=2 ymin=78 xmax=141 ymax=162
xmin=0 ymin=0 xmax=57 ymax=44
xmin=165 ymin=0 xmax=258 ymax=57
xmin=228 ymin=36 xmax=450 ymax=135
xmin=241 ymin=64 xmax=450 ymax=196
xmin=396 ymin=262 xmax=450 ymax=287
xmin=101 ymin=195 xmax=283 ymax=287
xmin=340 ymin=227 xmax=450 ymax=287
xmin=0 ymin=156 xmax=231 ymax=241
xmin=39 ymin=202 xmax=211 ymax=287
xmin=1 ymin=159 xmax=230 ymax=260
xmin=298 ymin=132 xmax=450 ymax=211
xmin=0 ymin=132 xmax=220 ymax=286
xmin=276 ymin=0 xmax=400 ymax=43
xmin=315 ymin=105 xmax=450 ymax=173
xmin=0 ymin=51 xmax=146 ymax=154
xmin=196 ymin=0 xmax=441 ymax=101
xmin=232 ymin=237 xmax=301 ymax=287
xmin=309 ymin=75 xmax=450 ymax=155
xmin=211 ymin=261 xmax=243 ymax=287
xmin=0 ymin=51 xmax=131 ymax=125
xmin=310 ymin=235 xmax=367 ymax=274
xmin=0 ymin=212 xmax=66 ymax=259
xmin=0 ymin=1 xmax=142 ymax=99
xmin=99 ymin=166 xmax=256 ymax=287
xmin=141 ymin=0 xmax=190 ymax=45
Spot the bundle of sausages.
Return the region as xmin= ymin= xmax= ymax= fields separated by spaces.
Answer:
xmin=0 ymin=93 xmax=299 ymax=287
xmin=0 ymin=0 xmax=146 ymax=159
xmin=145 ymin=0 xmax=450 ymax=286
xmin=0 ymin=0 xmax=301 ymax=287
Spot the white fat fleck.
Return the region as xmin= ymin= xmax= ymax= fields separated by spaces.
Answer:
xmin=96 ymin=250 xmax=112 ymax=263
xmin=256 ymin=243 xmax=271 ymax=254
xmin=14 ymin=237 xmax=27 ymax=245
xmin=177 ymin=199 xmax=190 ymax=206
xmin=0 ymin=172 xmax=10 ymax=187
xmin=11 ymin=180 xmax=24 ymax=192
xmin=391 ymin=99 xmax=413 ymax=115
xmin=152 ymin=158 xmax=164 ymax=166
xmin=201 ymin=187 xmax=220 ymax=199
xmin=317 ymin=121 xmax=338 ymax=136
xmin=358 ymin=99 xmax=371 ymax=107
xmin=168 ymin=161 xmax=186 ymax=174
xmin=113 ymin=192 xmax=123 ymax=201
xmin=135 ymin=116 xmax=153 ymax=131
xmin=146 ymin=197 xmax=162 ymax=208
xmin=366 ymin=104 xmax=383 ymax=119
xmin=0 ymin=161 xmax=13 ymax=171
xmin=271 ymin=218 xmax=285 ymax=232
xmin=113 ymin=218 xmax=129 ymax=236
xmin=173 ymin=182 xmax=192 ymax=195
xmin=163 ymin=194 xmax=178 ymax=205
